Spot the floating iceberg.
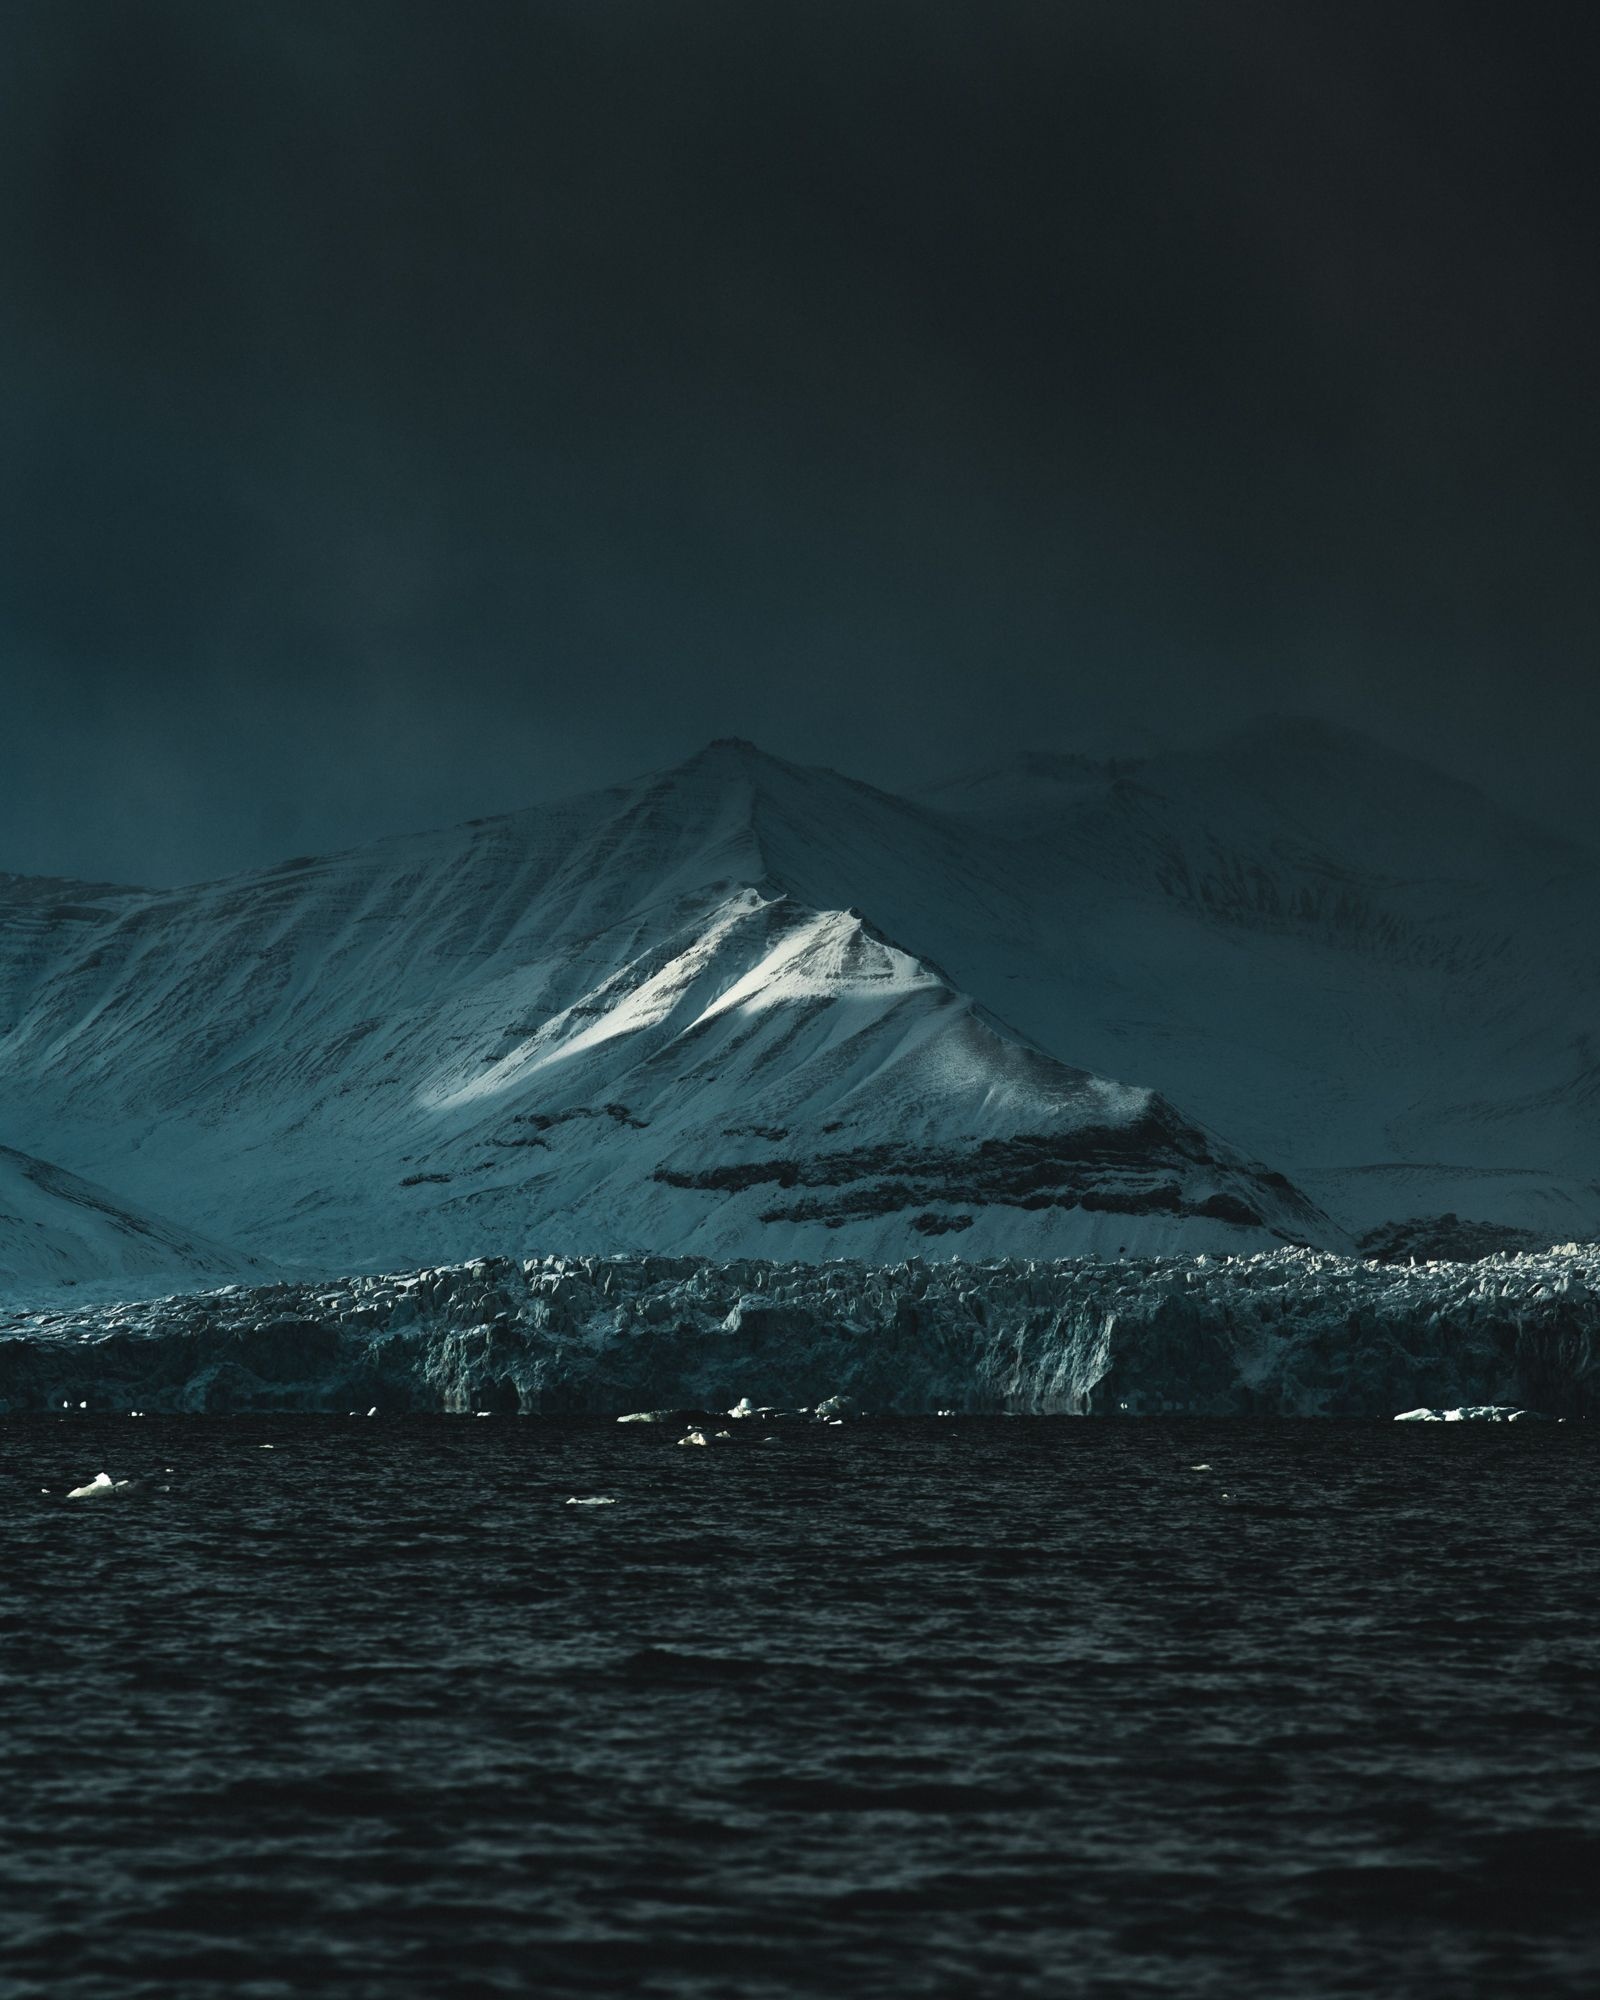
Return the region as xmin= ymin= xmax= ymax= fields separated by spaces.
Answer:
xmin=65 ymin=1471 xmax=140 ymax=1500
xmin=1394 ymin=1406 xmax=1551 ymax=1423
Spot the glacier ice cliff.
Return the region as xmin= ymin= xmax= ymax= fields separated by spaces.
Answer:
xmin=4 ymin=1245 xmax=1600 ymax=1417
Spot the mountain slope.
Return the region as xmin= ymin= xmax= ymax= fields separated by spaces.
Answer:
xmin=0 ymin=1145 xmax=258 ymax=1300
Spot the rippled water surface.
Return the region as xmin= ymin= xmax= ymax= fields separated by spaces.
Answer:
xmin=3 ymin=1418 xmax=1598 ymax=1998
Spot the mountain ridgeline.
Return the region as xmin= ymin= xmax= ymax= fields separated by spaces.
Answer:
xmin=1 ymin=723 xmax=1594 ymax=1298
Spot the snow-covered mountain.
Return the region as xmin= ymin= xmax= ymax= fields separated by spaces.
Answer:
xmin=2 ymin=721 xmax=1590 ymax=1299
xmin=0 ymin=742 xmax=1326 ymax=1291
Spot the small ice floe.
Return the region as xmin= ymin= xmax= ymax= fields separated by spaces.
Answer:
xmin=565 ymin=1495 xmax=618 ymax=1507
xmin=366 ymin=1407 xmax=378 ymax=1418
xmin=678 ymin=1429 xmax=710 ymax=1447
xmin=65 ymin=1472 xmax=140 ymax=1501
xmin=617 ymin=1410 xmax=677 ymax=1425
xmin=937 ymin=1409 xmax=956 ymax=1418
xmin=1190 ymin=1463 xmax=1214 ymax=1471
xmin=258 ymin=1444 xmax=275 ymax=1450
xmin=1394 ymin=1406 xmax=1549 ymax=1423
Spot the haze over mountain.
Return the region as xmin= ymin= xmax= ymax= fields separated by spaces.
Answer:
xmin=909 ymin=716 xmax=1600 ymax=1238
xmin=0 ymin=1144 xmax=257 ymax=1297
xmin=1 ymin=718 xmax=1592 ymax=1298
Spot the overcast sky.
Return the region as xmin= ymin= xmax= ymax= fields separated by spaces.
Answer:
xmin=2 ymin=0 xmax=1597 ymax=883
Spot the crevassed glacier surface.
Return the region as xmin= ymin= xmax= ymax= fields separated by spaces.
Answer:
xmin=5 ymin=1244 xmax=1599 ymax=1417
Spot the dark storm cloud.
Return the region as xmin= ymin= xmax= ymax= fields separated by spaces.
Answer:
xmin=1 ymin=1 xmax=1597 ymax=881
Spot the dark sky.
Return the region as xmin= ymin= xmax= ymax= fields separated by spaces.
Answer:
xmin=2 ymin=1 xmax=1597 ymax=883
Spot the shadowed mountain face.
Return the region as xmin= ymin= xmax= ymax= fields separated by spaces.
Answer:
xmin=0 ymin=1144 xmax=257 ymax=1295
xmin=1 ymin=721 xmax=1592 ymax=1296
xmin=906 ymin=718 xmax=1600 ymax=1237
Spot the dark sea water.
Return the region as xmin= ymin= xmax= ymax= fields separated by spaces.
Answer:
xmin=2 ymin=1417 xmax=1598 ymax=1999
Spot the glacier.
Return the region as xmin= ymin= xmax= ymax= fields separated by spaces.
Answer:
xmin=5 ymin=1243 xmax=1598 ymax=1418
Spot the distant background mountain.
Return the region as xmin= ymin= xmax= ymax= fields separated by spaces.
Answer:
xmin=0 ymin=1144 xmax=259 ymax=1297
xmin=908 ymin=716 xmax=1600 ymax=1239
xmin=1 ymin=719 xmax=1592 ymax=1297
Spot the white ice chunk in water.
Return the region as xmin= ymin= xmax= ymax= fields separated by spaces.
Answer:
xmin=1395 ymin=1405 xmax=1544 ymax=1422
xmin=65 ymin=1472 xmax=138 ymax=1500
